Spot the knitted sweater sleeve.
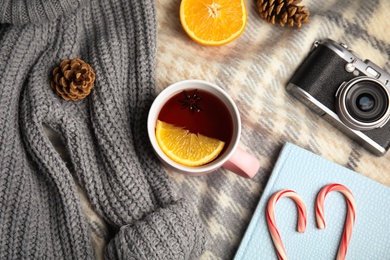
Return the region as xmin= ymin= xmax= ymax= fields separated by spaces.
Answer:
xmin=0 ymin=0 xmax=207 ymax=259
xmin=0 ymin=0 xmax=87 ymax=25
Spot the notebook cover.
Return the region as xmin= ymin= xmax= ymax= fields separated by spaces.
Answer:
xmin=234 ymin=142 xmax=390 ymax=259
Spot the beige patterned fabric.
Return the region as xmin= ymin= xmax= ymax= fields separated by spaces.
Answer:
xmin=156 ymin=1 xmax=390 ymax=258
xmin=49 ymin=0 xmax=390 ymax=259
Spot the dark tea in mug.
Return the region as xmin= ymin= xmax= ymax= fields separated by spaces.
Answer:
xmin=157 ymin=89 xmax=234 ymax=155
xmin=148 ymin=80 xmax=259 ymax=177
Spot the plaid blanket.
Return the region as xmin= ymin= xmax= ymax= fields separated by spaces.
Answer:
xmin=50 ymin=0 xmax=390 ymax=259
xmin=156 ymin=0 xmax=390 ymax=259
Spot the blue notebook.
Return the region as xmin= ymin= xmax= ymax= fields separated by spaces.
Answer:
xmin=234 ymin=142 xmax=390 ymax=259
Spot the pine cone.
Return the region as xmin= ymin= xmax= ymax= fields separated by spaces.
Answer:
xmin=257 ymin=0 xmax=310 ymax=28
xmin=50 ymin=58 xmax=96 ymax=101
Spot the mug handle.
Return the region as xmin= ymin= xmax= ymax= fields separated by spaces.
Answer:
xmin=222 ymin=147 xmax=260 ymax=178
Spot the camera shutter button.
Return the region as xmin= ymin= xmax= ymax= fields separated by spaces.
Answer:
xmin=345 ymin=63 xmax=356 ymax=73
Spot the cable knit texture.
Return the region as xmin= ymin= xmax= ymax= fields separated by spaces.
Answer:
xmin=0 ymin=0 xmax=206 ymax=259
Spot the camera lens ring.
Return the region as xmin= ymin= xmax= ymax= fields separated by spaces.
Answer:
xmin=336 ymin=76 xmax=390 ymax=131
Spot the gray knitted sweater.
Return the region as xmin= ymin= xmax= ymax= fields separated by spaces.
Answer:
xmin=0 ymin=0 xmax=206 ymax=259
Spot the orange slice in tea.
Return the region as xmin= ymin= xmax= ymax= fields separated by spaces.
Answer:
xmin=180 ymin=0 xmax=247 ymax=46
xmin=155 ymin=120 xmax=225 ymax=166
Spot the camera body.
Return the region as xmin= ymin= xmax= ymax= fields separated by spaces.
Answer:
xmin=287 ymin=38 xmax=390 ymax=156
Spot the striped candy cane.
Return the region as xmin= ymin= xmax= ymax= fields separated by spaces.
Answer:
xmin=266 ymin=190 xmax=307 ymax=260
xmin=315 ymin=183 xmax=356 ymax=260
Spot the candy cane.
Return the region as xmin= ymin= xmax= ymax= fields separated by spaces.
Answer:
xmin=315 ymin=184 xmax=356 ymax=260
xmin=266 ymin=190 xmax=307 ymax=260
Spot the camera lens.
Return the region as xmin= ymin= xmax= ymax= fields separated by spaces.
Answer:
xmin=336 ymin=77 xmax=390 ymax=131
xmin=346 ymin=81 xmax=388 ymax=122
xmin=356 ymin=94 xmax=375 ymax=112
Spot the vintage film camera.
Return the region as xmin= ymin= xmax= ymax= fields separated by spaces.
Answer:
xmin=287 ymin=38 xmax=390 ymax=156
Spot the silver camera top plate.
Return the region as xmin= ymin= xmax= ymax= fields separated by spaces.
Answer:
xmin=315 ymin=39 xmax=390 ymax=87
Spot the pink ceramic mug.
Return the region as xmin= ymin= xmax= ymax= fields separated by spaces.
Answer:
xmin=147 ymin=79 xmax=260 ymax=178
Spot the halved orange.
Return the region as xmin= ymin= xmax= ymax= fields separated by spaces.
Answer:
xmin=155 ymin=120 xmax=225 ymax=166
xmin=180 ymin=0 xmax=247 ymax=46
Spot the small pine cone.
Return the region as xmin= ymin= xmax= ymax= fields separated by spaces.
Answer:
xmin=257 ymin=0 xmax=310 ymax=28
xmin=50 ymin=58 xmax=96 ymax=101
